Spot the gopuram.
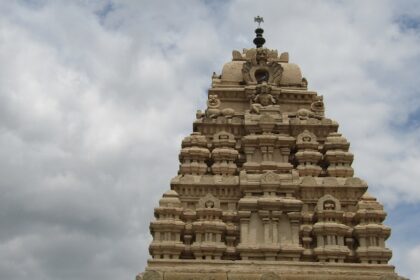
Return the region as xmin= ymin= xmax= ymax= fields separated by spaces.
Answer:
xmin=137 ymin=18 xmax=406 ymax=280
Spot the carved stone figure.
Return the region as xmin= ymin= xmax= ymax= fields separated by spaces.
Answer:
xmin=250 ymin=82 xmax=277 ymax=113
xmin=256 ymin=48 xmax=269 ymax=65
xmin=323 ymin=200 xmax=336 ymax=210
xmin=311 ymin=95 xmax=325 ymax=117
xmin=205 ymin=94 xmax=235 ymax=118
xmin=232 ymin=50 xmax=244 ymax=61
xmin=205 ymin=200 xmax=214 ymax=208
xmin=206 ymin=94 xmax=221 ymax=118
xmin=289 ymin=108 xmax=322 ymax=120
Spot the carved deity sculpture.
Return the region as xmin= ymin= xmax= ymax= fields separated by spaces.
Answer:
xmin=255 ymin=47 xmax=268 ymax=65
xmin=250 ymin=82 xmax=277 ymax=113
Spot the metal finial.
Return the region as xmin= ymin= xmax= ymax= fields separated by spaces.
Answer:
xmin=253 ymin=16 xmax=265 ymax=48
xmin=254 ymin=16 xmax=264 ymax=27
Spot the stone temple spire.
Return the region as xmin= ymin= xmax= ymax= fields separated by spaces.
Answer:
xmin=253 ymin=16 xmax=265 ymax=48
xmin=136 ymin=21 xmax=407 ymax=280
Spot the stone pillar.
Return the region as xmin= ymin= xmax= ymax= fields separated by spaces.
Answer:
xmin=288 ymin=212 xmax=301 ymax=245
xmin=244 ymin=146 xmax=255 ymax=163
xmin=260 ymin=210 xmax=271 ymax=244
xmin=272 ymin=211 xmax=281 ymax=244
xmin=239 ymin=211 xmax=251 ymax=244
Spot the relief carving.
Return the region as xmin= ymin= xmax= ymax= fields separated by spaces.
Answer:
xmin=261 ymin=272 xmax=281 ymax=280
xmin=261 ymin=171 xmax=280 ymax=184
xmin=142 ymin=270 xmax=162 ymax=280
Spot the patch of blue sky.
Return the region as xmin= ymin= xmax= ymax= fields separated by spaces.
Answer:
xmin=388 ymin=102 xmax=420 ymax=132
xmin=20 ymin=0 xmax=47 ymax=9
xmin=360 ymin=59 xmax=420 ymax=132
xmin=95 ymin=1 xmax=115 ymax=19
xmin=402 ymin=108 xmax=420 ymax=129
xmin=387 ymin=202 xmax=420 ymax=277
xmin=203 ymin=0 xmax=231 ymax=14
xmin=396 ymin=15 xmax=420 ymax=33
xmin=387 ymin=202 xmax=420 ymax=245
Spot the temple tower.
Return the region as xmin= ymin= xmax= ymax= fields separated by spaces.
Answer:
xmin=137 ymin=19 xmax=405 ymax=280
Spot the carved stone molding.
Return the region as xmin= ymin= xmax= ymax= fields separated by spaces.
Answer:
xmin=261 ymin=272 xmax=281 ymax=280
xmin=142 ymin=270 xmax=162 ymax=280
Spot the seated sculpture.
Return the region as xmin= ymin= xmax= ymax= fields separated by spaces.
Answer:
xmin=250 ymin=82 xmax=277 ymax=114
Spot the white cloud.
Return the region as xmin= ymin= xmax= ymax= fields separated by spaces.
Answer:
xmin=0 ymin=0 xmax=419 ymax=279
xmin=407 ymin=244 xmax=420 ymax=280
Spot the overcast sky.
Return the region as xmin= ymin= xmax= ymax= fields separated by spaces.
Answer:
xmin=0 ymin=0 xmax=419 ymax=279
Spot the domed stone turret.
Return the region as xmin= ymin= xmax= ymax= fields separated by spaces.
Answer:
xmin=354 ymin=192 xmax=392 ymax=264
xmin=138 ymin=20 xmax=405 ymax=280
xmin=149 ymin=190 xmax=185 ymax=260
xmin=158 ymin=190 xmax=182 ymax=207
xmin=218 ymin=50 xmax=303 ymax=87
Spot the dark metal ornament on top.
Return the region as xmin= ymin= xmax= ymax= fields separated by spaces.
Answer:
xmin=253 ymin=16 xmax=265 ymax=48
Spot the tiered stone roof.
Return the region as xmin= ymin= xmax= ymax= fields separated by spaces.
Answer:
xmin=138 ymin=31 xmax=405 ymax=280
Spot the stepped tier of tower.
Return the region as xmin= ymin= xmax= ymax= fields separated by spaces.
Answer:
xmin=138 ymin=47 xmax=405 ymax=280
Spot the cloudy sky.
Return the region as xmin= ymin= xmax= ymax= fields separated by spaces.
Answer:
xmin=0 ymin=0 xmax=419 ymax=279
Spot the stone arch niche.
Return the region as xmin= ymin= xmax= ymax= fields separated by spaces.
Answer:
xmin=198 ymin=193 xmax=220 ymax=209
xmin=242 ymin=48 xmax=283 ymax=85
xmin=313 ymin=194 xmax=349 ymax=262
xmin=213 ymin=130 xmax=235 ymax=143
xmin=316 ymin=194 xmax=341 ymax=211
xmin=295 ymin=130 xmax=322 ymax=177
xmin=192 ymin=193 xmax=226 ymax=260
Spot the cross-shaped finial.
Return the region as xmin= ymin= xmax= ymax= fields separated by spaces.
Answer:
xmin=254 ymin=16 xmax=264 ymax=27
